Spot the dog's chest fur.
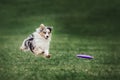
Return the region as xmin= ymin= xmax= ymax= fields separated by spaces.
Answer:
xmin=33 ymin=32 xmax=50 ymax=50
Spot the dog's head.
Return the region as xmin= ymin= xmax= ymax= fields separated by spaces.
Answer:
xmin=36 ymin=24 xmax=53 ymax=39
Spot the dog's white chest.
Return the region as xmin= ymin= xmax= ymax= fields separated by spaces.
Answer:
xmin=35 ymin=39 xmax=48 ymax=47
xmin=33 ymin=32 xmax=50 ymax=50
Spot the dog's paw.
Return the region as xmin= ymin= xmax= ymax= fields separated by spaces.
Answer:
xmin=20 ymin=47 xmax=29 ymax=52
xmin=20 ymin=47 xmax=24 ymax=51
xmin=45 ymin=54 xmax=51 ymax=58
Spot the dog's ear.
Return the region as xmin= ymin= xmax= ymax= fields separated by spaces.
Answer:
xmin=47 ymin=27 xmax=53 ymax=32
xmin=39 ymin=24 xmax=45 ymax=31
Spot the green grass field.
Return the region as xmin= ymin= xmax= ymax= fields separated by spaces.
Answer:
xmin=0 ymin=0 xmax=120 ymax=80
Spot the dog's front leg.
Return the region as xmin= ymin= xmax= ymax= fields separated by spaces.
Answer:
xmin=44 ymin=49 xmax=51 ymax=58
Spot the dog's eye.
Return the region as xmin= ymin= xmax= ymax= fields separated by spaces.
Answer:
xmin=48 ymin=32 xmax=50 ymax=34
xmin=43 ymin=32 xmax=46 ymax=34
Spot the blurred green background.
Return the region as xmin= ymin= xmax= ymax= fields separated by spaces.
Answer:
xmin=0 ymin=0 xmax=120 ymax=80
xmin=1 ymin=0 xmax=120 ymax=36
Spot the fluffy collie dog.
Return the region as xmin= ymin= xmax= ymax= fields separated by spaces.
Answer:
xmin=20 ymin=24 xmax=53 ymax=58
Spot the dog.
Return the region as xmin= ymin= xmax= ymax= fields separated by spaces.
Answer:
xmin=20 ymin=24 xmax=53 ymax=58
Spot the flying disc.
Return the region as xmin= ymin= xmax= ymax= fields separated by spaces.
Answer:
xmin=77 ymin=54 xmax=93 ymax=59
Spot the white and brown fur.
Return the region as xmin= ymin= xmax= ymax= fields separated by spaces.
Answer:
xmin=20 ymin=24 xmax=52 ymax=58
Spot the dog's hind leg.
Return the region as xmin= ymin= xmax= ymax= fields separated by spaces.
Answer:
xmin=20 ymin=39 xmax=29 ymax=51
xmin=32 ymin=47 xmax=44 ymax=56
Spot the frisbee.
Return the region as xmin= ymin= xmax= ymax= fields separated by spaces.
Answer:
xmin=77 ymin=54 xmax=93 ymax=59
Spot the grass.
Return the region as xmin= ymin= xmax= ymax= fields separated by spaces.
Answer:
xmin=0 ymin=0 xmax=120 ymax=80
xmin=0 ymin=35 xmax=120 ymax=80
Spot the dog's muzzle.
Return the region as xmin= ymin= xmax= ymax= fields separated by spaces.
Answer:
xmin=45 ymin=36 xmax=49 ymax=39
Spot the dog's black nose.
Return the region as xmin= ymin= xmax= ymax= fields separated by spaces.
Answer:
xmin=46 ymin=36 xmax=49 ymax=38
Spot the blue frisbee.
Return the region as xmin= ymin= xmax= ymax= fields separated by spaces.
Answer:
xmin=77 ymin=54 xmax=93 ymax=59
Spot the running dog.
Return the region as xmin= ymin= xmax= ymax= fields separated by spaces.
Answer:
xmin=20 ymin=24 xmax=53 ymax=58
